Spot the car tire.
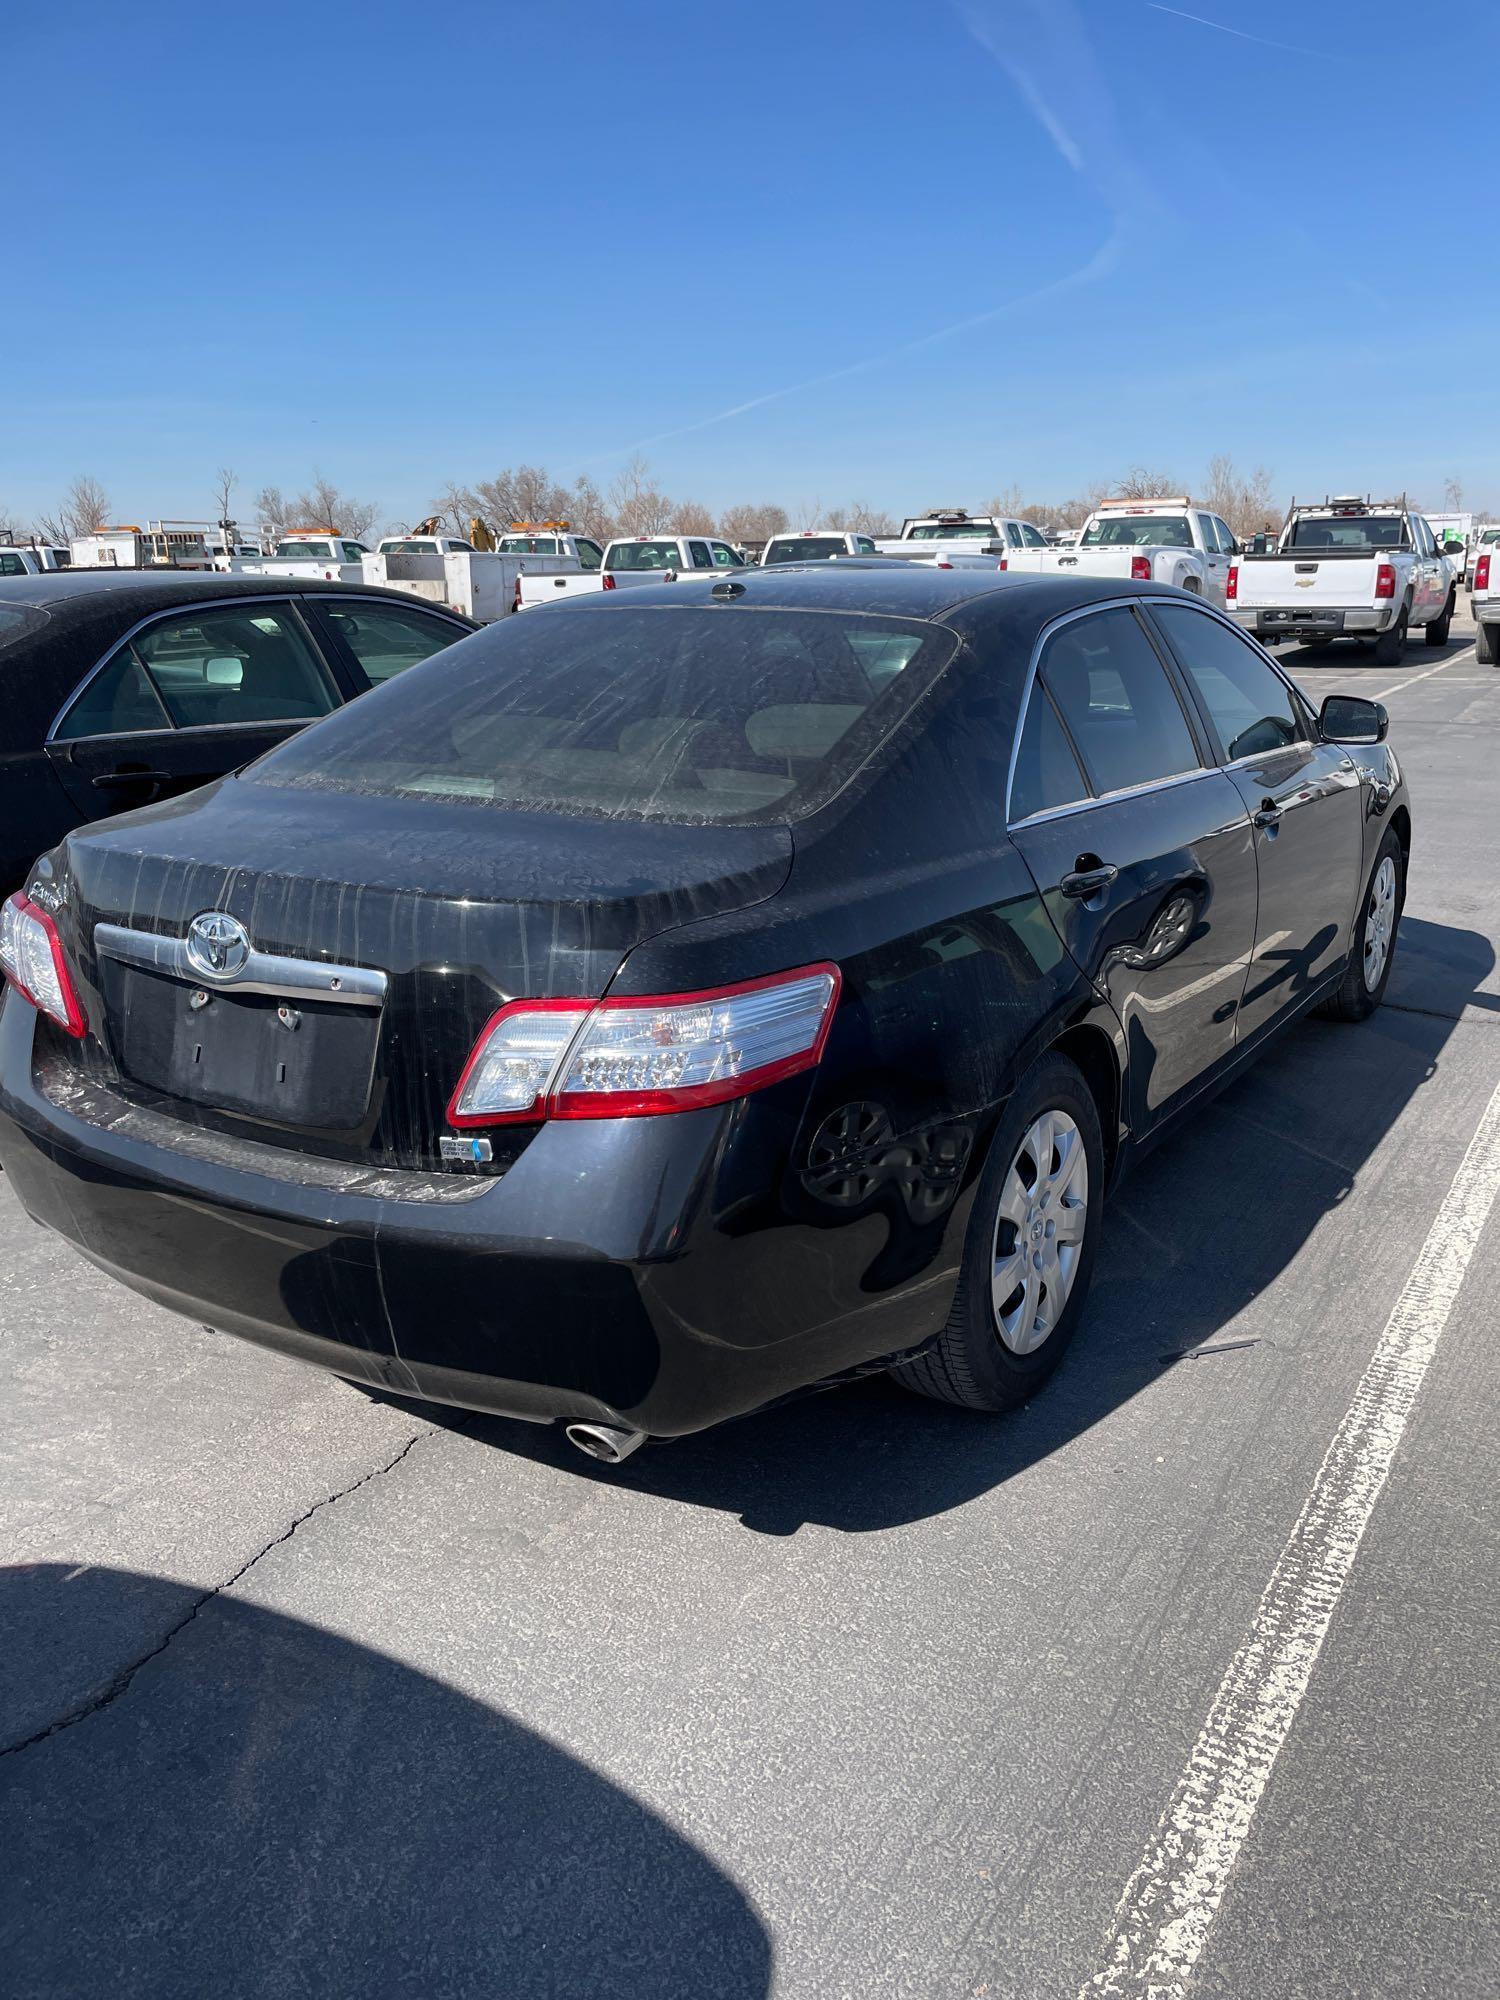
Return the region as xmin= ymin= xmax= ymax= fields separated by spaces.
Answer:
xmin=889 ymin=1052 xmax=1104 ymax=1413
xmin=1477 ymin=622 xmax=1498 ymax=666
xmin=1373 ymin=606 xmax=1409 ymax=667
xmin=1424 ymin=591 xmax=1455 ymax=646
xmin=1319 ymin=826 xmax=1404 ymax=1023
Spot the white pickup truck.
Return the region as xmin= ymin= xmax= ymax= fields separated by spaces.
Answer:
xmin=873 ymin=509 xmax=1049 ymax=561
xmin=516 ymin=533 xmax=744 ymax=610
xmin=1227 ymin=498 xmax=1456 ymax=664
xmin=997 ymin=497 xmax=1231 ymax=602
xmin=0 ymin=544 xmax=69 ymax=576
xmin=761 ymin=529 xmax=881 ymax=564
xmin=234 ymin=533 xmax=373 ymax=583
xmin=1472 ymin=542 xmax=1499 ymax=664
xmin=1466 ymin=523 xmax=1500 ymax=592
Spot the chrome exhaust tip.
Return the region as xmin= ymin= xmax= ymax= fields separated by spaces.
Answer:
xmin=564 ymin=1421 xmax=647 ymax=1465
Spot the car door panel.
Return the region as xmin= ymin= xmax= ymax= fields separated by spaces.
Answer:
xmin=44 ymin=721 xmax=317 ymax=822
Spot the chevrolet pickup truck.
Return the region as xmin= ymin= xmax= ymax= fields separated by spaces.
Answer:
xmin=996 ymin=497 xmax=1228 ymax=602
xmin=515 ymin=533 xmax=744 ymax=609
xmin=1472 ymin=544 xmax=1499 ymax=664
xmin=234 ymin=534 xmax=373 ymax=583
xmin=1466 ymin=523 xmax=1500 ymax=592
xmin=1227 ymin=498 xmax=1455 ymax=664
xmin=761 ymin=529 xmax=880 ymax=564
xmin=872 ymin=509 xmax=1049 ymax=561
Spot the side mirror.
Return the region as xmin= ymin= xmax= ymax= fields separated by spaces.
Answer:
xmin=1320 ymin=694 xmax=1387 ymax=745
xmin=1251 ymin=533 xmax=1268 ymax=555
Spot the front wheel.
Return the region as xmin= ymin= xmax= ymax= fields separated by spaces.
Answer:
xmin=1424 ymin=590 xmax=1454 ymax=645
xmin=890 ymin=1052 xmax=1104 ymax=1412
xmin=1319 ymin=827 xmax=1404 ymax=1022
xmin=1373 ymin=606 xmax=1409 ymax=667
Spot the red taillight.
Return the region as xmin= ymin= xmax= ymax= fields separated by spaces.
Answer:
xmin=601 ymin=573 xmax=616 ymax=589
xmin=447 ymin=963 xmax=841 ymax=1127
xmin=1375 ymin=562 xmax=1396 ymax=599
xmin=1131 ymin=556 xmax=1152 ymax=581
xmin=998 ymin=556 xmax=1009 ymax=571
xmin=511 ymin=576 xmax=523 ymax=612
xmin=0 ymin=892 xmax=88 ymax=1038
xmin=1226 ymin=563 xmax=1238 ymax=602
xmin=1477 ymin=554 xmax=1491 ymax=591
xmin=936 ymin=559 xmax=953 ymax=569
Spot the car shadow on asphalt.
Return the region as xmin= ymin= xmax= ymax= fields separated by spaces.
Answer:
xmin=0 ymin=1563 xmax=773 ymax=2000
xmin=393 ymin=916 xmax=1494 ymax=1536
xmin=1273 ymin=626 xmax=1479 ymax=671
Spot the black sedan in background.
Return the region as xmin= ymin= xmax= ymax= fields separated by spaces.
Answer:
xmin=0 ymin=571 xmax=473 ymax=891
xmin=0 ymin=570 xmax=1407 ymax=1462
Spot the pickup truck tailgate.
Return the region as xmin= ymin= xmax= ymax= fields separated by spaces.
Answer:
xmin=1234 ymin=555 xmax=1380 ymax=606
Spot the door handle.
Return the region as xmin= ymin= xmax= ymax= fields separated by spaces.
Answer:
xmin=91 ymin=769 xmax=170 ymax=790
xmin=1253 ymin=798 xmax=1283 ymax=828
xmin=1059 ymin=860 xmax=1119 ymax=899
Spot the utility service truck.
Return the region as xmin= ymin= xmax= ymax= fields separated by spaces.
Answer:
xmin=996 ymin=497 xmax=1232 ymax=602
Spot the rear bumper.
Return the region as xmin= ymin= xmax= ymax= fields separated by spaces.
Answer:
xmin=0 ymin=995 xmax=959 ymax=1437
xmin=1229 ymin=605 xmax=1391 ymax=636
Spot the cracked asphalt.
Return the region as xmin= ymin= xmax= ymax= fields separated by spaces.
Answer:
xmin=2 ymin=613 xmax=1497 ymax=1998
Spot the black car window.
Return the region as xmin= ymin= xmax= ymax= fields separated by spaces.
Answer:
xmin=1152 ymin=604 xmax=1304 ymax=761
xmin=1010 ymin=684 xmax=1089 ymax=823
xmin=54 ymin=646 xmax=173 ymax=739
xmin=318 ymin=601 xmax=463 ymax=687
xmin=246 ymin=605 xmax=959 ymax=827
xmin=131 ymin=604 xmax=339 ymax=729
xmin=1040 ymin=608 xmax=1201 ymax=796
xmin=689 ymin=541 xmax=714 ymax=570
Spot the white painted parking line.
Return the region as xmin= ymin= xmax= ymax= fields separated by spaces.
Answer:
xmin=1370 ymin=643 xmax=1475 ymax=701
xmin=1078 ymin=1074 xmax=1500 ymax=2000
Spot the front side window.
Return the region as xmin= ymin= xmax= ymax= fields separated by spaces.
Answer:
xmin=247 ymin=606 xmax=958 ymax=827
xmin=318 ymin=601 xmax=463 ymax=687
xmin=1039 ymin=608 xmax=1200 ymax=796
xmin=1021 ymin=524 xmax=1048 ymax=548
xmin=711 ymin=543 xmax=743 ymax=568
xmin=577 ymin=539 xmax=603 ymax=569
xmin=117 ymin=603 xmax=339 ymax=729
xmin=1153 ymin=604 xmax=1303 ymax=762
xmin=1010 ymin=683 xmax=1089 ymax=823
xmin=856 ymin=536 xmax=877 ymax=554
xmin=1213 ymin=518 xmax=1237 ymax=554
xmin=342 ymin=543 xmax=368 ymax=562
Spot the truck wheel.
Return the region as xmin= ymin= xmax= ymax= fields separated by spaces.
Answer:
xmin=1373 ymin=606 xmax=1409 ymax=667
xmin=1424 ymin=591 xmax=1455 ymax=646
xmin=1478 ymin=622 xmax=1498 ymax=666
xmin=889 ymin=1053 xmax=1104 ymax=1413
xmin=1319 ymin=827 xmax=1404 ymax=1022
xmin=1182 ymin=576 xmax=1201 ymax=594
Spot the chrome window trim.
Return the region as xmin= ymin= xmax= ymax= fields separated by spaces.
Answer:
xmin=46 ymin=593 xmax=330 ymax=743
xmin=94 ymin=921 xmax=388 ymax=1008
xmin=1003 ymin=595 xmax=1208 ymax=828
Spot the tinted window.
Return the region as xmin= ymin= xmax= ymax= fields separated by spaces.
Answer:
xmin=764 ymin=537 xmax=846 ymax=564
xmin=1213 ymin=518 xmax=1237 ymax=554
xmin=908 ymin=521 xmax=994 ymax=539
xmin=1021 ymin=524 xmax=1048 ymax=548
xmin=130 ymin=604 xmax=338 ymax=728
xmin=0 ymin=552 xmax=29 ymax=577
xmin=1040 ymin=609 xmax=1200 ymax=795
xmin=319 ymin=601 xmax=463 ymax=687
xmin=247 ymin=606 xmax=958 ymax=827
xmin=1153 ymin=605 xmax=1303 ymax=761
xmin=1286 ymin=515 xmax=1408 ymax=550
xmin=1081 ymin=514 xmax=1193 ymax=549
xmin=55 ymin=648 xmax=172 ymax=739
xmin=0 ymin=605 xmax=47 ymax=653
xmin=856 ymin=537 xmax=877 ymax=554
xmin=711 ymin=543 xmax=742 ymax=568
xmin=342 ymin=543 xmax=367 ymax=562
xmin=1010 ymin=685 xmax=1089 ymax=823
xmin=577 ymin=539 xmax=603 ymax=570
xmin=689 ymin=541 xmax=713 ymax=570
xmin=606 ymin=541 xmax=681 ymax=572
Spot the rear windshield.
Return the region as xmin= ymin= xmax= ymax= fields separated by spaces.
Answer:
xmin=276 ymin=540 xmax=338 ymax=560
xmin=1286 ymin=515 xmax=1409 ymax=550
xmin=907 ymin=521 xmax=995 ymax=540
xmin=0 ymin=604 xmax=48 ymax=652
xmin=606 ymin=540 xmax=682 ymax=572
xmin=246 ymin=604 xmax=957 ymax=826
xmin=764 ymin=537 xmax=846 ymax=564
xmin=1081 ymin=515 xmax=1192 ymax=548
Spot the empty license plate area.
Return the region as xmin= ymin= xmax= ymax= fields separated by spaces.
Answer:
xmin=101 ymin=960 xmax=381 ymax=1128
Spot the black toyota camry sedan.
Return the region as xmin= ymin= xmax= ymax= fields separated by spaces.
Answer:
xmin=0 ymin=569 xmax=1408 ymax=1461
xmin=0 ymin=571 xmax=473 ymax=892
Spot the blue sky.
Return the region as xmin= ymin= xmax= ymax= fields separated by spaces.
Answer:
xmin=5 ymin=0 xmax=1497 ymax=529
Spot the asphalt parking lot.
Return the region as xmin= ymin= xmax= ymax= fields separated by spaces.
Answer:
xmin=2 ymin=611 xmax=1496 ymax=1999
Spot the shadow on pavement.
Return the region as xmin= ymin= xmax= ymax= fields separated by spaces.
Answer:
xmin=0 ymin=1564 xmax=772 ymax=2000
xmin=432 ymin=916 xmax=1493 ymax=1534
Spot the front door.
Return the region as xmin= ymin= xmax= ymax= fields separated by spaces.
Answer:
xmin=1006 ymin=604 xmax=1258 ymax=1131
xmin=1148 ymin=600 xmax=1365 ymax=1044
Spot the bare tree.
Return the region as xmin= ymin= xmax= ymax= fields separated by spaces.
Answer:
xmin=1443 ymin=474 xmax=1464 ymax=513
xmin=670 ymin=499 xmax=718 ymax=535
xmin=609 ymin=455 xmax=673 ymax=537
xmin=824 ymin=499 xmax=896 ymax=536
xmin=1202 ymin=455 xmax=1282 ymax=539
xmin=567 ymin=472 xmax=613 ymax=543
xmin=1113 ymin=465 xmax=1180 ymax=500
xmin=211 ymin=466 xmax=237 ymax=527
xmin=255 ymin=485 xmax=292 ymax=540
xmin=719 ymin=502 xmax=789 ymax=544
xmin=35 ymin=474 xmax=112 ymax=544
xmin=290 ymin=473 xmax=380 ymax=541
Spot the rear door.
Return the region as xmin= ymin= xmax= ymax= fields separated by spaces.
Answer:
xmin=45 ymin=598 xmax=354 ymax=820
xmin=1148 ymin=600 xmax=1364 ymax=1043
xmin=1006 ymin=603 xmax=1258 ymax=1130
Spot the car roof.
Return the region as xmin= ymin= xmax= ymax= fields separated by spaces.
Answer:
xmin=0 ymin=572 xmax=469 ymax=619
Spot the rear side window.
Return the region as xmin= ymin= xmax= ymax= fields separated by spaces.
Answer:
xmin=689 ymin=541 xmax=713 ymax=570
xmin=1039 ymin=609 xmax=1200 ymax=796
xmin=1152 ymin=605 xmax=1304 ymax=761
xmin=247 ymin=606 xmax=959 ymax=826
xmin=1010 ymin=685 xmax=1089 ymax=823
xmin=318 ymin=600 xmax=463 ymax=687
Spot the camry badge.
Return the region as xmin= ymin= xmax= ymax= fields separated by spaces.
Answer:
xmin=184 ymin=911 xmax=252 ymax=981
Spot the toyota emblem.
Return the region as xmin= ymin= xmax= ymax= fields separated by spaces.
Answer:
xmin=184 ymin=911 xmax=252 ymax=981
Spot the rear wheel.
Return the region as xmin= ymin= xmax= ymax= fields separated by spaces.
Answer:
xmin=1319 ymin=826 xmax=1404 ymax=1022
xmin=1425 ymin=590 xmax=1455 ymax=645
xmin=890 ymin=1053 xmax=1104 ymax=1412
xmin=1373 ymin=606 xmax=1409 ymax=667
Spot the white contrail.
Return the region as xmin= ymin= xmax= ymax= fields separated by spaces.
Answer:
xmin=1147 ymin=3 xmax=1325 ymax=58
